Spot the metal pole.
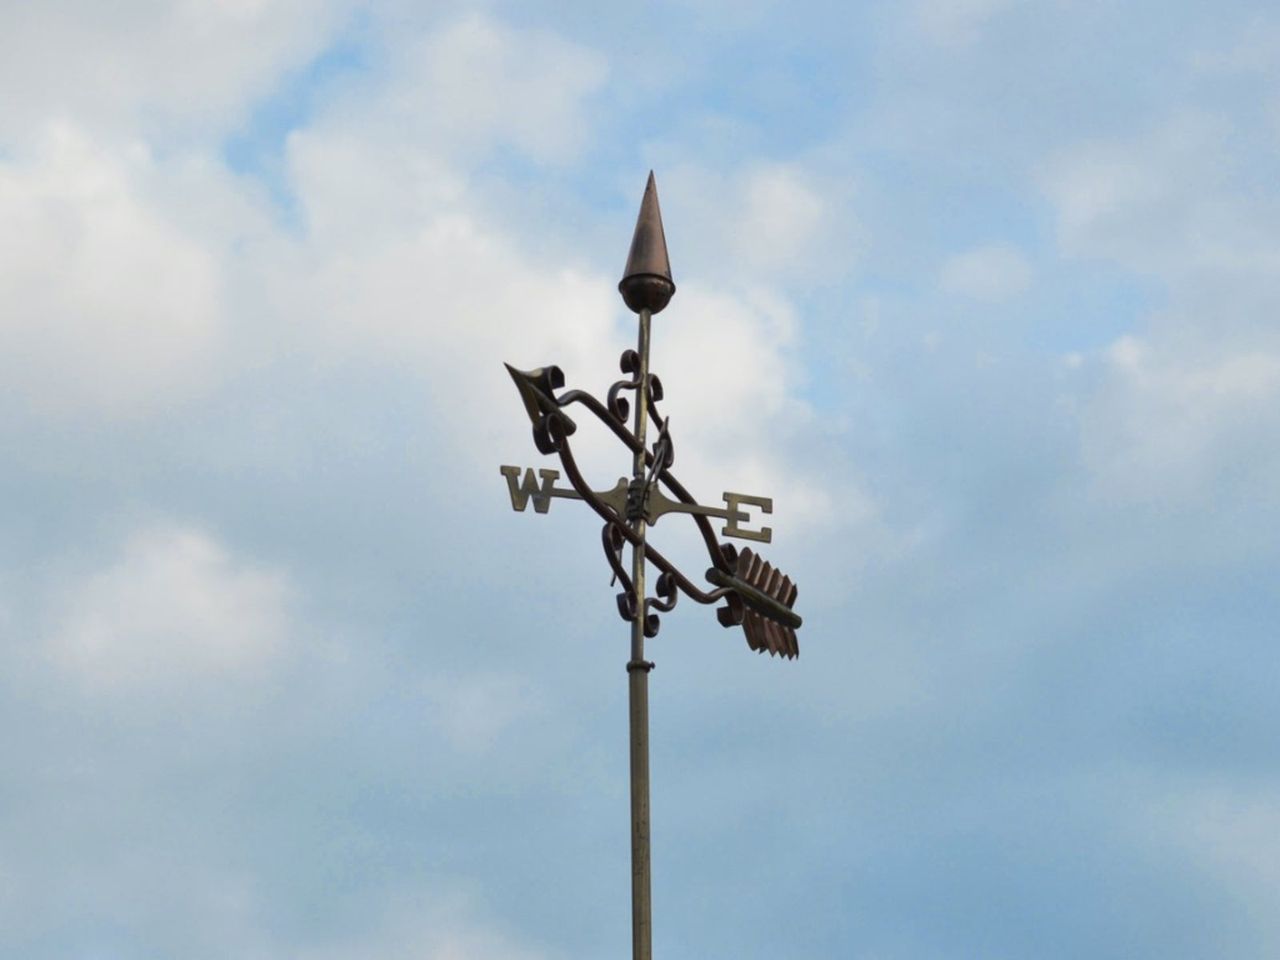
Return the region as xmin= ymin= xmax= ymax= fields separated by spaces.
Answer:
xmin=628 ymin=306 xmax=654 ymax=960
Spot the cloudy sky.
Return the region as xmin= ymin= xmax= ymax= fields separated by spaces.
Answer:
xmin=3 ymin=1 xmax=1279 ymax=957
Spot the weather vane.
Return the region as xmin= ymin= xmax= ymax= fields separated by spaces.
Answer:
xmin=499 ymin=173 xmax=802 ymax=960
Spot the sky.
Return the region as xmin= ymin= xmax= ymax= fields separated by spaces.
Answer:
xmin=1 ymin=1 xmax=1279 ymax=957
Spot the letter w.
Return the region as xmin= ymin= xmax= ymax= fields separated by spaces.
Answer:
xmin=500 ymin=466 xmax=560 ymax=513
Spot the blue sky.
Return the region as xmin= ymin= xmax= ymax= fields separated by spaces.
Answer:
xmin=2 ymin=1 xmax=1279 ymax=958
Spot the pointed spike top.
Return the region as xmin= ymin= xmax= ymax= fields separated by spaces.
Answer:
xmin=618 ymin=171 xmax=676 ymax=315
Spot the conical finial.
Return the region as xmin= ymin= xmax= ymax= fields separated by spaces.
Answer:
xmin=618 ymin=171 xmax=676 ymax=315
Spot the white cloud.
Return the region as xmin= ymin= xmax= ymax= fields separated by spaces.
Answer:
xmin=282 ymin=196 xmax=623 ymax=481
xmin=273 ymin=48 xmax=846 ymax=543
xmin=424 ymin=673 xmax=547 ymax=753
xmin=3 ymin=4 xmax=1277 ymax=958
xmin=1190 ymin=15 xmax=1280 ymax=76
xmin=0 ymin=123 xmax=226 ymax=418
xmin=1081 ymin=334 xmax=1280 ymax=502
xmin=914 ymin=0 xmax=1020 ymax=46
xmin=1041 ymin=113 xmax=1280 ymax=294
xmin=0 ymin=6 xmax=836 ymax=548
xmin=406 ymin=15 xmax=607 ymax=164
xmin=309 ymin=13 xmax=608 ymax=166
xmin=0 ymin=0 xmax=846 ymax=565
xmin=733 ymin=166 xmax=829 ymax=272
xmin=281 ymin=177 xmax=844 ymax=537
xmin=284 ymin=128 xmax=469 ymax=242
xmin=49 ymin=525 xmax=291 ymax=689
xmin=1155 ymin=781 xmax=1280 ymax=954
xmin=1044 ymin=112 xmax=1280 ymax=506
xmin=0 ymin=0 xmax=353 ymax=142
xmin=297 ymin=887 xmax=550 ymax=960
xmin=661 ymin=162 xmax=864 ymax=285
xmin=1043 ymin=128 xmax=1182 ymax=265
xmin=939 ymin=243 xmax=1033 ymax=301
xmin=649 ymin=283 xmax=838 ymax=530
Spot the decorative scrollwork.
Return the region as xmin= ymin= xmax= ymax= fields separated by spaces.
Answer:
xmin=602 ymin=524 xmax=680 ymax=638
xmin=504 ymin=360 xmax=799 ymax=654
xmin=541 ymin=410 xmax=574 ymax=453
xmin=646 ymin=372 xmax=666 ymax=429
xmin=549 ymin=380 xmax=730 ymax=575
xmin=650 ymin=570 xmax=679 ymax=614
xmin=602 ymin=521 xmax=635 ymax=621
xmin=606 ymin=350 xmax=669 ymax=433
xmin=607 ymin=349 xmax=642 ymax=423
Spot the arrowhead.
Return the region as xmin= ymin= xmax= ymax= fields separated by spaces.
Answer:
xmin=618 ymin=171 xmax=676 ymax=315
xmin=504 ymin=361 xmax=566 ymax=420
xmin=504 ymin=363 xmax=576 ymax=454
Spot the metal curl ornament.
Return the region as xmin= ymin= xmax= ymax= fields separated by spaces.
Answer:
xmin=606 ymin=349 xmax=641 ymax=424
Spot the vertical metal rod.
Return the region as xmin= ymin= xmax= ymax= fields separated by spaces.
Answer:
xmin=628 ymin=307 xmax=654 ymax=960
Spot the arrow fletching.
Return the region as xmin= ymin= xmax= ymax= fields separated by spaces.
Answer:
xmin=705 ymin=547 xmax=801 ymax=659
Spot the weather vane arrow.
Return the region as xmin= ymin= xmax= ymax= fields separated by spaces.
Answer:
xmin=497 ymin=172 xmax=803 ymax=960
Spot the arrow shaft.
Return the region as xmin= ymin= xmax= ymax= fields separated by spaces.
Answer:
xmin=553 ymin=387 xmax=731 ymax=569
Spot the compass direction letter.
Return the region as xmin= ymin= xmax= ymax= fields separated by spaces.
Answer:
xmin=500 ymin=465 xmax=560 ymax=514
xmin=721 ymin=493 xmax=772 ymax=543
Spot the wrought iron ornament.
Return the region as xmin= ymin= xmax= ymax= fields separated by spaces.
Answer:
xmin=498 ymin=172 xmax=803 ymax=960
xmin=499 ymin=176 xmax=802 ymax=657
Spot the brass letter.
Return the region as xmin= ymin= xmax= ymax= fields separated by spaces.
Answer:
xmin=721 ymin=493 xmax=773 ymax=543
xmin=500 ymin=465 xmax=561 ymax=513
